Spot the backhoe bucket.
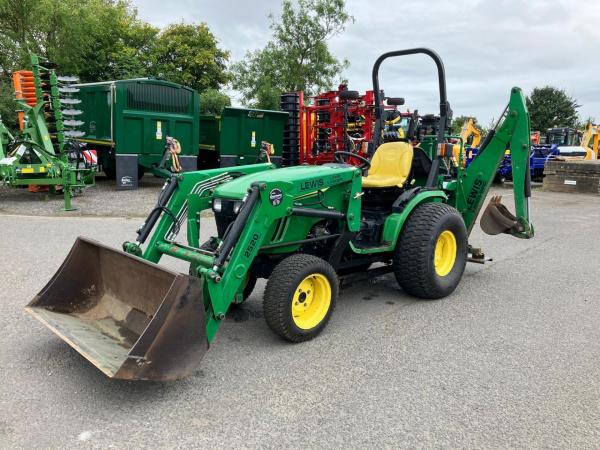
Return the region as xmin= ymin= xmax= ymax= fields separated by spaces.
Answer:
xmin=25 ymin=237 xmax=207 ymax=381
xmin=480 ymin=195 xmax=521 ymax=235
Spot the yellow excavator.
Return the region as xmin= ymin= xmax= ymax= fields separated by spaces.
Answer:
xmin=580 ymin=123 xmax=599 ymax=160
xmin=453 ymin=118 xmax=482 ymax=165
xmin=460 ymin=118 xmax=482 ymax=148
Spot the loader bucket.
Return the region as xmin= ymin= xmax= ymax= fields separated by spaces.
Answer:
xmin=480 ymin=195 xmax=521 ymax=235
xmin=25 ymin=237 xmax=207 ymax=381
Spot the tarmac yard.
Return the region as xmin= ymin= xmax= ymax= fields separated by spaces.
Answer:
xmin=1 ymin=187 xmax=600 ymax=448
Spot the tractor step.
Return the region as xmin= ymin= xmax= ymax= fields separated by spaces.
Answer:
xmin=339 ymin=265 xmax=394 ymax=288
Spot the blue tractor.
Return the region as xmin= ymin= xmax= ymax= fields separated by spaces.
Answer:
xmin=465 ymin=142 xmax=560 ymax=183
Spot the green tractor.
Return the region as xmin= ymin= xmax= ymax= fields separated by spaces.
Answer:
xmin=26 ymin=49 xmax=534 ymax=381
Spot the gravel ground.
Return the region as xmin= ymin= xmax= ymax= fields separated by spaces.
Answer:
xmin=0 ymin=174 xmax=544 ymax=219
xmin=1 ymin=188 xmax=600 ymax=448
xmin=0 ymin=174 xmax=166 ymax=218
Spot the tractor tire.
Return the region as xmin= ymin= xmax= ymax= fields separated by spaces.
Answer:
xmin=393 ymin=202 xmax=467 ymax=299
xmin=494 ymin=173 xmax=506 ymax=184
xmin=103 ymin=165 xmax=116 ymax=180
xmin=263 ymin=254 xmax=338 ymax=342
xmin=239 ymin=272 xmax=258 ymax=303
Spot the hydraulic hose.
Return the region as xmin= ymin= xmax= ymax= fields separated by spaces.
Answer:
xmin=136 ymin=176 xmax=179 ymax=244
xmin=213 ymin=184 xmax=261 ymax=268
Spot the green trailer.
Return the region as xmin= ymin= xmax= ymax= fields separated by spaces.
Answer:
xmin=75 ymin=78 xmax=200 ymax=188
xmin=198 ymin=114 xmax=221 ymax=169
xmin=198 ymin=107 xmax=289 ymax=169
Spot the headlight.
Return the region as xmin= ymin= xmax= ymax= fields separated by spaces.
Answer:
xmin=233 ymin=201 xmax=242 ymax=214
xmin=212 ymin=198 xmax=222 ymax=212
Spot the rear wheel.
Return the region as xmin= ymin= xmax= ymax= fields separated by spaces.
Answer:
xmin=393 ymin=202 xmax=467 ymax=299
xmin=103 ymin=165 xmax=116 ymax=180
xmin=263 ymin=254 xmax=338 ymax=342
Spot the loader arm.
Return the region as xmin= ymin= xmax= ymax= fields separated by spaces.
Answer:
xmin=454 ymin=87 xmax=533 ymax=238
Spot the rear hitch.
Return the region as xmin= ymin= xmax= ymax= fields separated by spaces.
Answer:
xmin=467 ymin=245 xmax=492 ymax=264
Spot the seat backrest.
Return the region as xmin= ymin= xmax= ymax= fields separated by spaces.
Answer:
xmin=411 ymin=146 xmax=432 ymax=178
xmin=368 ymin=141 xmax=414 ymax=180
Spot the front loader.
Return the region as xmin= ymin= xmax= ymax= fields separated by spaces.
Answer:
xmin=26 ymin=48 xmax=534 ymax=381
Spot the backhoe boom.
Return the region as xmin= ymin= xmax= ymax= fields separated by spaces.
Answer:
xmin=454 ymin=87 xmax=533 ymax=238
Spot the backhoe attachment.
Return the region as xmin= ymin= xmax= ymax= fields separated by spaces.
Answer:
xmin=455 ymin=87 xmax=534 ymax=240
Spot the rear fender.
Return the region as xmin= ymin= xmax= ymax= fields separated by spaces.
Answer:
xmin=350 ymin=190 xmax=447 ymax=254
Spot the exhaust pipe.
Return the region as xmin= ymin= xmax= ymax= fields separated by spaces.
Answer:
xmin=26 ymin=237 xmax=207 ymax=381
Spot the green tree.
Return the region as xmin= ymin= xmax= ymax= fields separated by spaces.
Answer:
xmin=0 ymin=0 xmax=156 ymax=131
xmin=232 ymin=0 xmax=353 ymax=109
xmin=76 ymin=5 xmax=159 ymax=81
xmin=0 ymin=79 xmax=17 ymax=130
xmin=526 ymin=86 xmax=580 ymax=132
xmin=149 ymin=23 xmax=230 ymax=92
xmin=0 ymin=0 xmax=232 ymax=133
xmin=0 ymin=0 xmax=153 ymax=80
xmin=199 ymin=89 xmax=231 ymax=115
xmin=0 ymin=0 xmax=42 ymax=75
xmin=577 ymin=116 xmax=596 ymax=129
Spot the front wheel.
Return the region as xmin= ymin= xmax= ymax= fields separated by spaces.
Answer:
xmin=263 ymin=254 xmax=338 ymax=342
xmin=393 ymin=202 xmax=467 ymax=299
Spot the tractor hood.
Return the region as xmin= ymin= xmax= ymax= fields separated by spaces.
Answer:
xmin=214 ymin=164 xmax=358 ymax=199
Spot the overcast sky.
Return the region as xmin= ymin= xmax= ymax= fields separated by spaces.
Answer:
xmin=133 ymin=0 xmax=600 ymax=125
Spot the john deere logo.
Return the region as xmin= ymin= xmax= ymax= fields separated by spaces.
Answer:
xmin=269 ymin=188 xmax=283 ymax=206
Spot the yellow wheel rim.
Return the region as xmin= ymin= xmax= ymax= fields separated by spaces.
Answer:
xmin=291 ymin=273 xmax=331 ymax=330
xmin=434 ymin=230 xmax=457 ymax=277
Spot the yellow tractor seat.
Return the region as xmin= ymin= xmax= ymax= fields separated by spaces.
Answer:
xmin=362 ymin=142 xmax=414 ymax=188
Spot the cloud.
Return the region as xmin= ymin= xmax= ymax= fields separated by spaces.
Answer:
xmin=134 ymin=0 xmax=600 ymax=124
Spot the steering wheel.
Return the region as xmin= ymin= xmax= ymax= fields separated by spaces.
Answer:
xmin=333 ymin=151 xmax=371 ymax=171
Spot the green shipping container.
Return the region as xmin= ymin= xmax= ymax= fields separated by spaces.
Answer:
xmin=76 ymin=78 xmax=200 ymax=179
xmin=198 ymin=107 xmax=289 ymax=169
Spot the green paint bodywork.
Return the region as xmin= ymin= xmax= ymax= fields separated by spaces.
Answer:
xmin=350 ymin=190 xmax=448 ymax=254
xmin=122 ymin=87 xmax=534 ymax=344
xmin=76 ymin=79 xmax=200 ymax=174
xmin=452 ymin=88 xmax=533 ymax=237
xmin=217 ymin=107 xmax=289 ymax=164
xmin=0 ymin=118 xmax=13 ymax=155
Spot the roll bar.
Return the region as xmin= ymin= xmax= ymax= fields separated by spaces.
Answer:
xmin=371 ymin=48 xmax=451 ymax=187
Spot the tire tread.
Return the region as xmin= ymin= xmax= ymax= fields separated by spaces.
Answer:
xmin=394 ymin=202 xmax=467 ymax=299
xmin=264 ymin=254 xmax=338 ymax=342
